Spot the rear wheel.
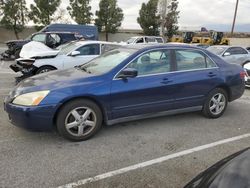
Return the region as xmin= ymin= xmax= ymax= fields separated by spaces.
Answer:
xmin=56 ymin=99 xmax=103 ymax=141
xmin=36 ymin=66 xmax=56 ymax=74
xmin=202 ymin=88 xmax=228 ymax=118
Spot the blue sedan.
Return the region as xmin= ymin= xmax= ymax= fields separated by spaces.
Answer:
xmin=4 ymin=44 xmax=245 ymax=141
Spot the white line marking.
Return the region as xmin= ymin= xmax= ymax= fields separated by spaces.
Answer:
xmin=0 ymin=137 xmax=25 ymax=143
xmin=58 ymin=133 xmax=250 ymax=188
xmin=0 ymin=88 xmax=13 ymax=91
xmin=0 ymin=71 xmax=18 ymax=75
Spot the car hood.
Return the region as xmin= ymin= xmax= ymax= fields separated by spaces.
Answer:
xmin=20 ymin=41 xmax=59 ymax=58
xmin=184 ymin=148 xmax=250 ymax=188
xmin=5 ymin=39 xmax=30 ymax=44
xmin=11 ymin=68 xmax=96 ymax=97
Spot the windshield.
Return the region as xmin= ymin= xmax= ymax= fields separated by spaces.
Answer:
xmin=207 ymin=46 xmax=227 ymax=55
xmin=127 ymin=38 xmax=136 ymax=44
xmin=79 ymin=48 xmax=135 ymax=74
xmin=58 ymin=42 xmax=82 ymax=55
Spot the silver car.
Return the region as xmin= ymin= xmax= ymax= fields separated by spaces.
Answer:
xmin=207 ymin=45 xmax=250 ymax=87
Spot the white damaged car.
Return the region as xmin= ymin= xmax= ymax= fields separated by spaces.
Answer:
xmin=10 ymin=40 xmax=120 ymax=78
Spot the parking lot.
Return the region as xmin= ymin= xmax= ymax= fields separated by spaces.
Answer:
xmin=0 ymin=57 xmax=250 ymax=188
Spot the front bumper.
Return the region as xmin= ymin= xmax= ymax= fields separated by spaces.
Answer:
xmin=4 ymin=101 xmax=59 ymax=131
xmin=10 ymin=59 xmax=37 ymax=74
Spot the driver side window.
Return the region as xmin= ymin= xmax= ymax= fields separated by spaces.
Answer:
xmin=77 ymin=44 xmax=100 ymax=55
xmin=127 ymin=50 xmax=171 ymax=76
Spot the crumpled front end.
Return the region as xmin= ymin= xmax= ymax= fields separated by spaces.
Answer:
xmin=10 ymin=58 xmax=38 ymax=83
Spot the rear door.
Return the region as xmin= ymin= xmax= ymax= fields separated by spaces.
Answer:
xmin=172 ymin=49 xmax=221 ymax=109
xmin=110 ymin=49 xmax=176 ymax=119
xmin=63 ymin=43 xmax=100 ymax=69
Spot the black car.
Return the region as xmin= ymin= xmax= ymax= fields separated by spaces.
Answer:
xmin=1 ymin=32 xmax=79 ymax=60
xmin=184 ymin=148 xmax=250 ymax=188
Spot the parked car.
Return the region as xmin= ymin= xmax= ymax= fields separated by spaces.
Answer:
xmin=207 ymin=45 xmax=250 ymax=86
xmin=184 ymin=148 xmax=250 ymax=188
xmin=126 ymin=36 xmax=164 ymax=44
xmin=4 ymin=44 xmax=245 ymax=141
xmin=10 ymin=40 xmax=120 ymax=79
xmin=1 ymin=31 xmax=79 ymax=59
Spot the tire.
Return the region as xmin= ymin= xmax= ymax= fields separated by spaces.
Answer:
xmin=56 ymin=99 xmax=103 ymax=141
xmin=14 ymin=49 xmax=21 ymax=59
xmin=202 ymin=88 xmax=228 ymax=118
xmin=36 ymin=66 xmax=56 ymax=74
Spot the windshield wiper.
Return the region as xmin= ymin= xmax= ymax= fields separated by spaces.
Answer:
xmin=75 ymin=66 xmax=92 ymax=74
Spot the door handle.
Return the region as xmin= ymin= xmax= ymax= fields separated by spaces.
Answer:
xmin=161 ymin=78 xmax=173 ymax=84
xmin=208 ymin=72 xmax=216 ymax=77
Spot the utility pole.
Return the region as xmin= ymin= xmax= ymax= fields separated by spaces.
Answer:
xmin=231 ymin=0 xmax=239 ymax=37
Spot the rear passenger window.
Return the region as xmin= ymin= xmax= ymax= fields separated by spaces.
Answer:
xmin=175 ymin=50 xmax=216 ymax=71
xmin=127 ymin=50 xmax=171 ymax=76
xmin=206 ymin=57 xmax=217 ymax=68
xmin=226 ymin=47 xmax=248 ymax=55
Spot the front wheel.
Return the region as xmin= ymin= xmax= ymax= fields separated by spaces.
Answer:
xmin=56 ymin=99 xmax=103 ymax=141
xmin=202 ymin=88 xmax=228 ymax=118
xmin=36 ymin=66 xmax=56 ymax=74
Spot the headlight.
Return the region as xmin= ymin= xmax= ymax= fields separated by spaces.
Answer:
xmin=12 ymin=90 xmax=50 ymax=106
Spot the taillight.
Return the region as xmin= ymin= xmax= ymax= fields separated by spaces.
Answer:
xmin=240 ymin=71 xmax=246 ymax=79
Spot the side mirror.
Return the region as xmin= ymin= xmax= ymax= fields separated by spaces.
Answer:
xmin=117 ymin=68 xmax=138 ymax=79
xmin=70 ymin=51 xmax=81 ymax=57
xmin=223 ymin=52 xmax=231 ymax=56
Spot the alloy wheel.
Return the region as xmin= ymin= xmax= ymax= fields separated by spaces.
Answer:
xmin=65 ymin=107 xmax=97 ymax=137
xmin=209 ymin=93 xmax=226 ymax=115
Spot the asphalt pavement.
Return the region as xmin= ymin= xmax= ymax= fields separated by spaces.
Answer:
xmin=0 ymin=63 xmax=250 ymax=188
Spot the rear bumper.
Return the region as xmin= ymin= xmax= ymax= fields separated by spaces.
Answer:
xmin=229 ymin=80 xmax=245 ymax=102
xmin=4 ymin=101 xmax=58 ymax=131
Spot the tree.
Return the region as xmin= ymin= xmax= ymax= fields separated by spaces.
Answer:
xmin=95 ymin=0 xmax=124 ymax=41
xmin=0 ymin=0 xmax=29 ymax=39
xmin=52 ymin=8 xmax=73 ymax=24
xmin=67 ymin=0 xmax=92 ymax=24
xmin=137 ymin=0 xmax=160 ymax=36
xmin=29 ymin=0 xmax=61 ymax=29
xmin=164 ymin=0 xmax=179 ymax=41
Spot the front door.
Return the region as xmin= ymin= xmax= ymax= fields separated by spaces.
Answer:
xmin=110 ymin=49 xmax=176 ymax=119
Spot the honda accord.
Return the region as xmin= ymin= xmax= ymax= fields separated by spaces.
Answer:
xmin=4 ymin=44 xmax=245 ymax=141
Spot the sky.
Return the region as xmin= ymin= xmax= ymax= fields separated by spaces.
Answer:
xmin=26 ymin=0 xmax=250 ymax=32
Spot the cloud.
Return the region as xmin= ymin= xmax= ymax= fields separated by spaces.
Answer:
xmin=26 ymin=0 xmax=249 ymax=31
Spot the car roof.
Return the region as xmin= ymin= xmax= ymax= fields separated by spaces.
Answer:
xmin=130 ymin=36 xmax=163 ymax=38
xmin=74 ymin=40 xmax=120 ymax=45
xmin=119 ymin=43 xmax=202 ymax=51
xmin=33 ymin=31 xmax=76 ymax=35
